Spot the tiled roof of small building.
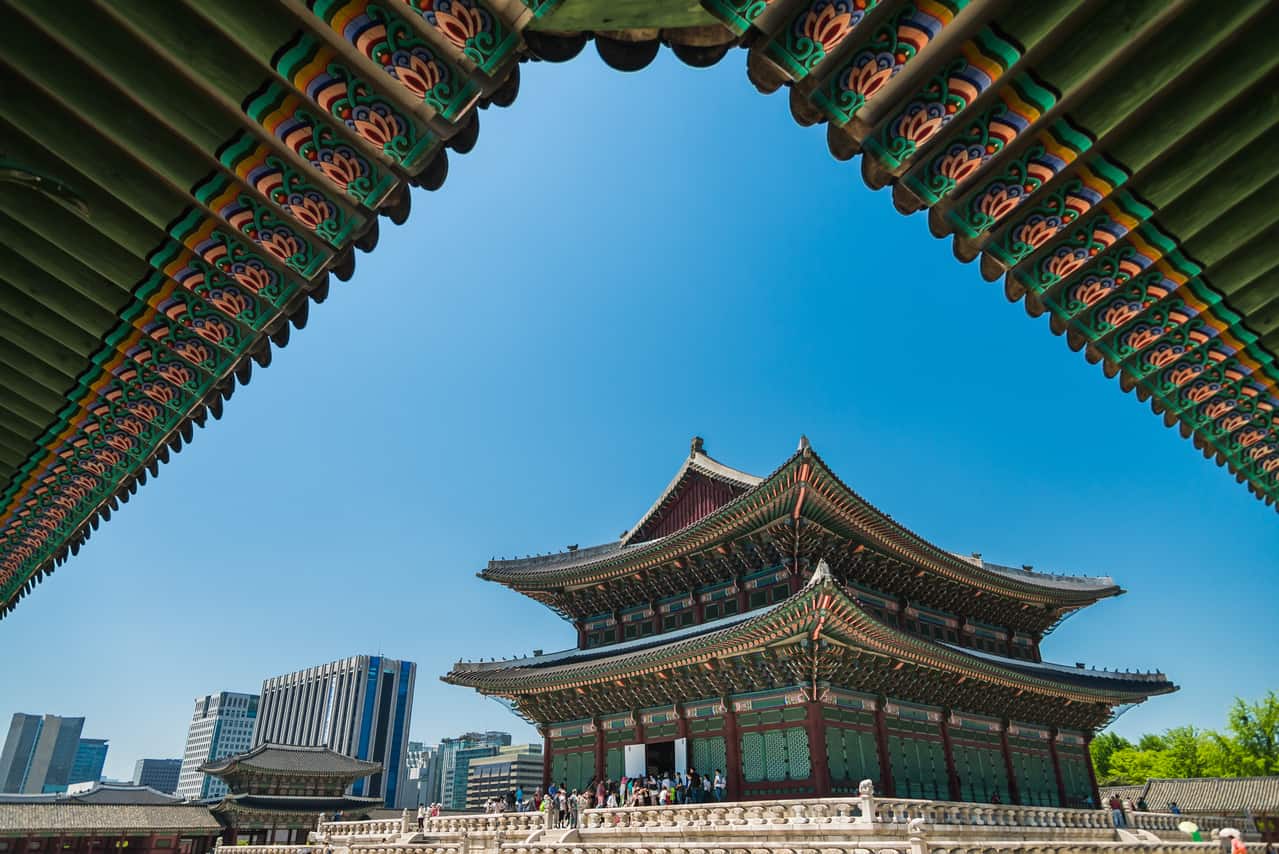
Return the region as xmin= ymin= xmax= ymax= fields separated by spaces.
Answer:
xmin=1130 ymin=777 xmax=1279 ymax=814
xmin=0 ymin=803 xmax=220 ymax=834
xmin=200 ymin=743 xmax=380 ymax=777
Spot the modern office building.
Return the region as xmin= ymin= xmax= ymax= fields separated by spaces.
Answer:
xmin=0 ymin=714 xmax=85 ymax=794
xmin=134 ymin=758 xmax=182 ymax=794
xmin=176 ymin=692 xmax=259 ymax=801
xmin=406 ymin=743 xmax=441 ymax=807
xmin=437 ymin=732 xmax=510 ymax=810
xmin=70 ymin=738 xmax=110 ymax=785
xmin=465 ymin=744 xmax=542 ymax=809
xmin=254 ymin=655 xmax=416 ymax=807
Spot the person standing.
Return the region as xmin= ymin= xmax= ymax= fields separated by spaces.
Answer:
xmin=714 ymin=769 xmax=725 ymax=802
xmin=416 ymin=804 xmax=425 ymax=830
xmin=1108 ymin=794 xmax=1126 ymax=828
xmin=515 ymin=785 xmax=524 ymax=812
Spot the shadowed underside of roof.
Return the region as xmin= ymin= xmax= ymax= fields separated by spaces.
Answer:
xmin=447 ymin=561 xmax=1176 ymax=707
xmin=2 ymin=0 xmax=1277 ymax=621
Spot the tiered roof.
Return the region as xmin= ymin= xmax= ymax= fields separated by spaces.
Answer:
xmin=1103 ymin=777 xmax=1279 ymax=815
xmin=4 ymin=0 xmax=1276 ymax=621
xmin=482 ymin=439 xmax=1120 ymax=633
xmin=200 ymin=743 xmax=380 ymax=780
xmin=0 ymin=803 xmax=221 ymax=834
xmin=447 ymin=561 xmax=1175 ymax=728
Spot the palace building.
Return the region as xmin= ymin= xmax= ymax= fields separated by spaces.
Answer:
xmin=445 ymin=438 xmax=1175 ymax=806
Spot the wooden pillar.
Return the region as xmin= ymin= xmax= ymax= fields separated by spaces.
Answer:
xmin=939 ymin=711 xmax=961 ymax=801
xmin=788 ymin=564 xmax=801 ymax=596
xmin=1047 ymin=727 xmax=1068 ymax=806
xmin=874 ymin=698 xmax=895 ymax=797
xmin=734 ymin=574 xmax=748 ymax=615
xmin=1084 ymin=731 xmax=1101 ymax=807
xmin=651 ymin=600 xmax=663 ymax=635
xmin=723 ymin=697 xmax=743 ymax=801
xmin=806 ymin=698 xmax=831 ymax=795
xmin=594 ymin=718 xmax=606 ymax=784
xmin=692 ymin=591 xmax=704 ymax=626
xmin=1000 ymin=720 xmax=1020 ymax=805
xmin=540 ymin=726 xmax=552 ymax=791
xmin=576 ymin=622 xmax=587 ymax=649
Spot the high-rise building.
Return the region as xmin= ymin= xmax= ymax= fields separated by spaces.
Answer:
xmin=70 ymin=738 xmax=109 ymax=785
xmin=253 ymin=655 xmax=415 ymax=807
xmin=465 ymin=744 xmax=542 ymax=809
xmin=437 ymin=732 xmax=510 ymax=810
xmin=405 ymin=743 xmax=440 ymax=807
xmin=133 ymin=758 xmax=182 ymax=794
xmin=176 ymin=692 xmax=259 ymax=801
xmin=0 ymin=714 xmax=86 ymax=794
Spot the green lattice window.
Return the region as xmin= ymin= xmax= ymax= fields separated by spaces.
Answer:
xmin=606 ymin=747 xmax=623 ymax=782
xmin=551 ymin=750 xmax=594 ymax=792
xmin=1011 ymin=749 xmax=1059 ymax=806
xmin=741 ymin=727 xmax=811 ymax=782
xmin=691 ymin=735 xmax=726 ymax=777
xmin=1058 ymin=748 xmax=1092 ymax=806
xmin=888 ymin=734 xmax=947 ymax=799
xmin=953 ymin=740 xmax=1008 ymax=803
xmin=826 ymin=726 xmax=880 ymax=785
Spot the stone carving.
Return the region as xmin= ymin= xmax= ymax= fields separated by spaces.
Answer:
xmin=859 ymin=779 xmax=876 ymax=796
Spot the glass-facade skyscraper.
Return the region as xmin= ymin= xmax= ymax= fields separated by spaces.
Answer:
xmin=69 ymin=738 xmax=109 ymax=785
xmin=253 ymin=655 xmax=416 ymax=807
xmin=0 ymin=714 xmax=85 ymax=794
xmin=177 ymin=691 xmax=259 ymax=800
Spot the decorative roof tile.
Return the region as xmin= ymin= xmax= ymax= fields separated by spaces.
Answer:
xmin=0 ymin=804 xmax=221 ymax=834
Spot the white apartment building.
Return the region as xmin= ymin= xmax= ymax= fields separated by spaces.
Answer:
xmin=176 ymin=691 xmax=259 ymax=800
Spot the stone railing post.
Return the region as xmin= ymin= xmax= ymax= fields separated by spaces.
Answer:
xmin=402 ymin=809 xmax=411 ymax=834
xmin=908 ymin=817 xmax=929 ymax=854
xmin=856 ymin=778 xmax=876 ymax=828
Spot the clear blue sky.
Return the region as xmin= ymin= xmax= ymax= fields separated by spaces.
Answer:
xmin=2 ymin=50 xmax=1276 ymax=783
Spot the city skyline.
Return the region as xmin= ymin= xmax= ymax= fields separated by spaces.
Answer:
xmin=1 ymin=48 xmax=1276 ymax=784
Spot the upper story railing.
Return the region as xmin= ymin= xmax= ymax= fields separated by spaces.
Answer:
xmin=424 ymin=813 xmax=547 ymax=834
xmin=316 ymin=817 xmax=407 ymax=839
xmin=581 ymin=794 xmax=1115 ymax=832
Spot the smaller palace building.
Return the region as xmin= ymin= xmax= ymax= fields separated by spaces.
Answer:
xmin=446 ymin=438 xmax=1177 ymax=805
xmin=201 ymin=745 xmax=382 ymax=844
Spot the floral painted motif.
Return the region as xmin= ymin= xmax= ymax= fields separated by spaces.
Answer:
xmin=311 ymin=0 xmax=479 ymax=120
xmin=397 ymin=0 xmax=516 ymax=73
xmin=243 ymin=83 xmax=395 ymax=208
xmin=811 ymin=1 xmax=966 ymax=125
xmin=765 ymin=0 xmax=881 ymax=78
xmin=949 ymin=120 xmax=1093 ymax=240
xmin=219 ymin=134 xmax=355 ymax=247
xmin=905 ymin=75 xmax=1054 ymax=206
xmin=866 ymin=29 xmax=1020 ymax=169
xmin=275 ymin=35 xmax=436 ymax=169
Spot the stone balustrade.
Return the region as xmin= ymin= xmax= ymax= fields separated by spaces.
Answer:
xmin=868 ymin=797 xmax=1114 ymax=831
xmin=214 ymin=846 xmax=303 ymax=854
xmin=501 ymin=842 xmax=1262 ymax=854
xmin=1132 ymin=812 xmax=1258 ymax=837
xmin=352 ymin=846 xmax=460 ymax=854
xmin=318 ymin=818 xmax=408 ymax=839
xmin=581 ymin=795 xmax=1114 ymax=835
xmin=425 ymin=813 xmax=547 ymax=834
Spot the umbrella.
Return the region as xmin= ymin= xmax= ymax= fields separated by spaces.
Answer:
xmin=1178 ymin=820 xmax=1202 ymax=842
xmin=1220 ymin=828 xmax=1242 ymax=839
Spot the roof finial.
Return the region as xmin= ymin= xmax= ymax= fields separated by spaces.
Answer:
xmin=690 ymin=436 xmax=704 ymax=456
xmin=797 ymin=434 xmax=811 ymax=454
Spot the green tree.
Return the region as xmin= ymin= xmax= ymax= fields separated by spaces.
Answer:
xmin=1224 ymin=691 xmax=1279 ymax=775
xmin=1091 ymin=731 xmax=1134 ymax=783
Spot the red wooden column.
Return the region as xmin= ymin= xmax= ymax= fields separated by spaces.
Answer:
xmin=939 ymin=711 xmax=961 ymax=801
xmin=1083 ymin=732 xmax=1101 ymax=807
xmin=874 ymin=698 xmax=895 ymax=796
xmin=806 ymin=698 xmax=832 ymax=795
xmin=722 ymin=698 xmax=743 ymax=801
xmin=692 ymin=590 xmax=705 ymax=625
xmin=576 ymin=622 xmax=587 ymax=648
xmin=651 ymin=600 xmax=663 ymax=635
xmin=1000 ymin=720 xmax=1020 ymax=805
xmin=540 ymin=726 xmax=552 ymax=791
xmin=594 ymin=718 xmax=605 ymax=784
xmin=734 ymin=573 xmax=748 ymax=615
xmin=1048 ymin=727 xmax=1068 ymax=806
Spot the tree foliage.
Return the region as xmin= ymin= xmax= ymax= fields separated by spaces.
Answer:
xmin=1092 ymin=691 xmax=1279 ymax=785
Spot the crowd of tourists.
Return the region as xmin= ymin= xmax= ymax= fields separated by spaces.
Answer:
xmin=475 ymin=769 xmax=726 ymax=824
